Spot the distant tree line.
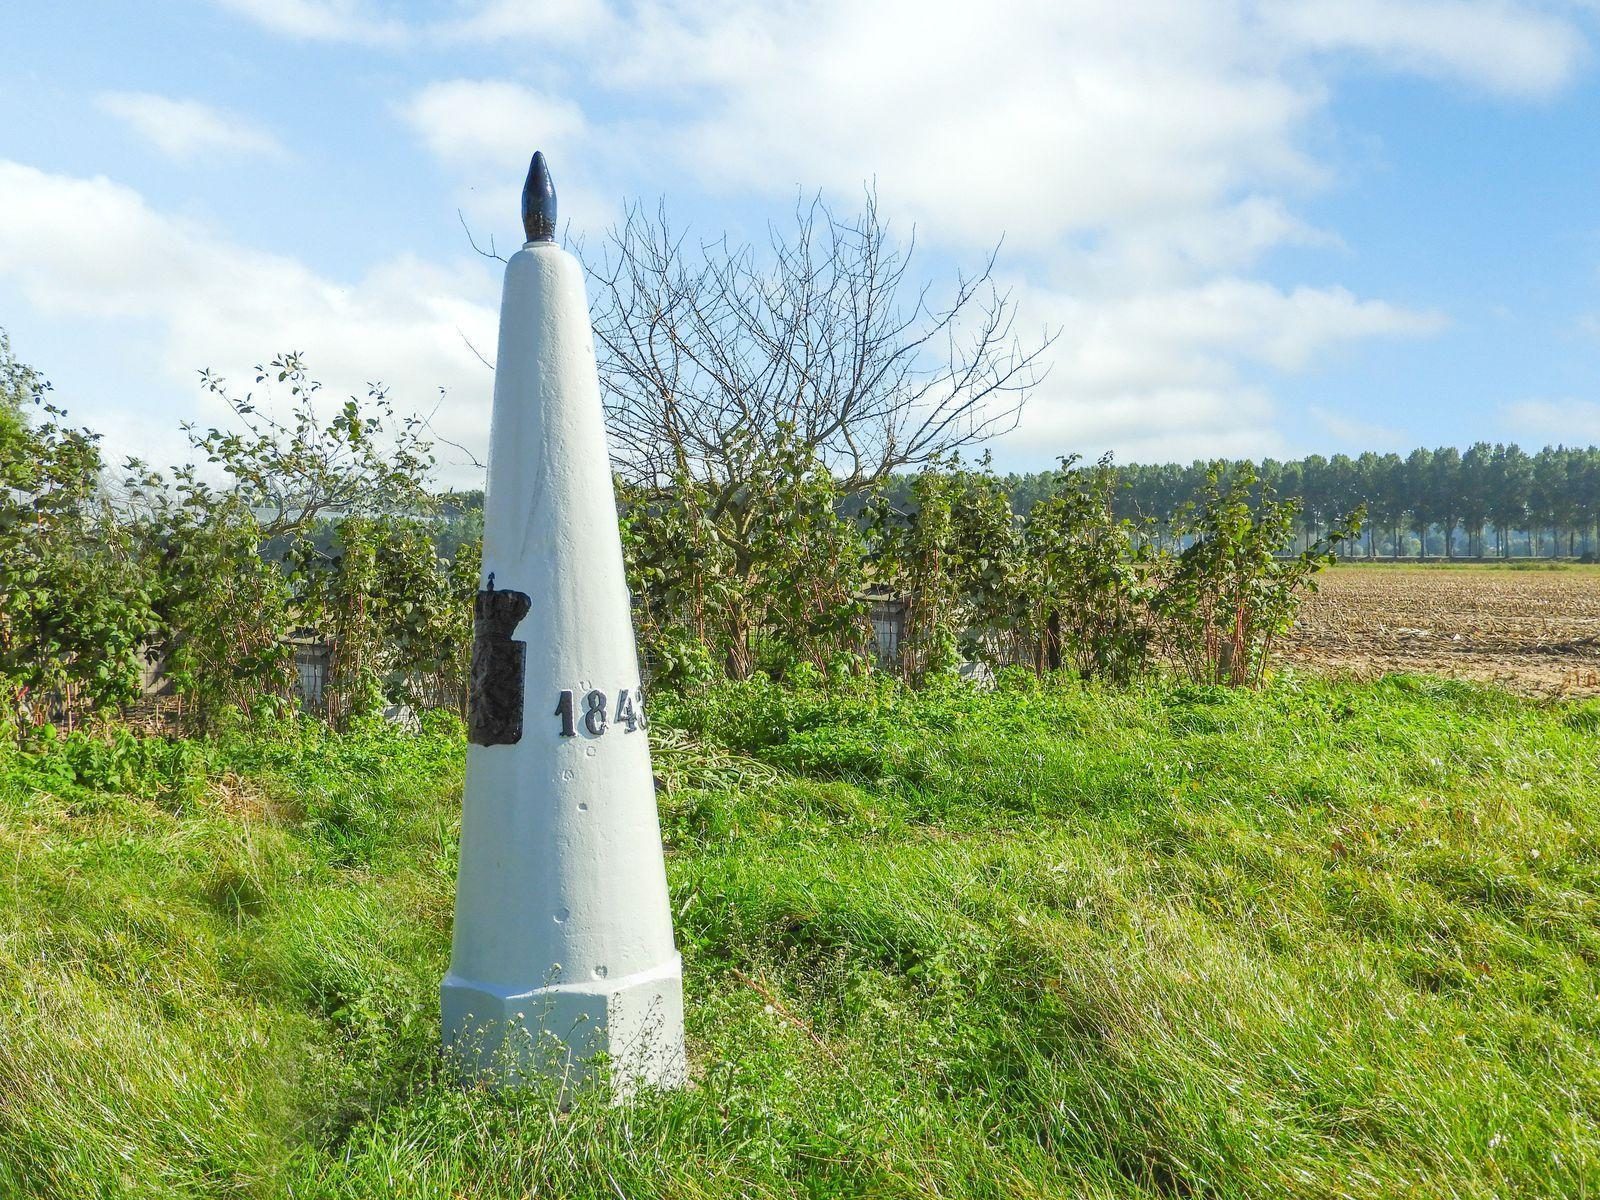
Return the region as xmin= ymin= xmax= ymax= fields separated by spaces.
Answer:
xmin=445 ymin=444 xmax=1600 ymax=563
xmin=996 ymin=446 xmax=1600 ymax=560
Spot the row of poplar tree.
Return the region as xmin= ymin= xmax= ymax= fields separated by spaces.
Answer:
xmin=1013 ymin=445 xmax=1600 ymax=560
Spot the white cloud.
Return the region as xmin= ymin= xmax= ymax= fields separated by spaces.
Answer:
xmin=212 ymin=0 xmax=612 ymax=46
xmin=548 ymin=0 xmax=1591 ymax=253
xmin=401 ymin=0 xmax=1573 ymax=461
xmin=610 ymin=0 xmax=1319 ymax=254
xmin=1310 ymin=405 xmax=1408 ymax=448
xmin=400 ymin=80 xmax=587 ymax=169
xmin=223 ymin=0 xmax=1597 ymax=107
xmin=439 ymin=0 xmax=612 ymax=42
xmin=1003 ymin=385 xmax=1288 ymax=466
xmin=1265 ymin=0 xmax=1589 ymax=98
xmin=398 ymin=80 xmax=616 ymax=236
xmin=0 ymin=161 xmax=498 ymax=480
xmin=1073 ymin=197 xmax=1343 ymax=289
xmin=995 ymin=278 xmax=1444 ymax=460
xmin=211 ymin=0 xmax=407 ymax=44
xmin=97 ymin=92 xmax=287 ymax=163
xmin=1504 ymin=398 xmax=1600 ymax=442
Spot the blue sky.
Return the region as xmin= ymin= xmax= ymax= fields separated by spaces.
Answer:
xmin=3 ymin=0 xmax=1599 ymax=484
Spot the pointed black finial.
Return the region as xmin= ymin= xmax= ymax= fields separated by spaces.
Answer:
xmin=522 ymin=151 xmax=557 ymax=243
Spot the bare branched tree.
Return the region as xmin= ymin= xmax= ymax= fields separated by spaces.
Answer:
xmin=586 ymin=188 xmax=1055 ymax=492
xmin=582 ymin=187 xmax=1053 ymax=676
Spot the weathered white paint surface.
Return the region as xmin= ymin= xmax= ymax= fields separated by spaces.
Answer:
xmin=441 ymin=240 xmax=686 ymax=1097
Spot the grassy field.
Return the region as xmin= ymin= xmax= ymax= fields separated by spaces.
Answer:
xmin=3 ymin=673 xmax=1599 ymax=1198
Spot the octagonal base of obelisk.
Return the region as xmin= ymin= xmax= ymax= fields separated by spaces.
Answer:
xmin=441 ymin=956 xmax=686 ymax=1100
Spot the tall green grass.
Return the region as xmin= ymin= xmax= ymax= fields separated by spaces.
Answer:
xmin=2 ymin=676 xmax=1598 ymax=1197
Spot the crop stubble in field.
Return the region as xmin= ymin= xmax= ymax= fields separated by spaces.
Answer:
xmin=1283 ymin=564 xmax=1600 ymax=696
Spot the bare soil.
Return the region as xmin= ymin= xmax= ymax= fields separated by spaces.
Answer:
xmin=1282 ymin=563 xmax=1600 ymax=697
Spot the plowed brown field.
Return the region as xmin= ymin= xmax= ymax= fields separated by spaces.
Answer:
xmin=1283 ymin=564 xmax=1600 ymax=697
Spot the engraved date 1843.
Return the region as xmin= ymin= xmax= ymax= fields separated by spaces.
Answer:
xmin=553 ymin=686 xmax=648 ymax=738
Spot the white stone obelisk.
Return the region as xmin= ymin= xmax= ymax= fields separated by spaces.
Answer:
xmin=441 ymin=151 xmax=686 ymax=1097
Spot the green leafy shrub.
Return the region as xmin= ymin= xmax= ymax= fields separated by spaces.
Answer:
xmin=868 ymin=457 xmax=1023 ymax=682
xmin=622 ymin=427 xmax=871 ymax=685
xmin=1023 ymin=454 xmax=1157 ymax=682
xmin=1156 ymin=460 xmax=1362 ymax=686
xmin=0 ymin=333 xmax=156 ymax=733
